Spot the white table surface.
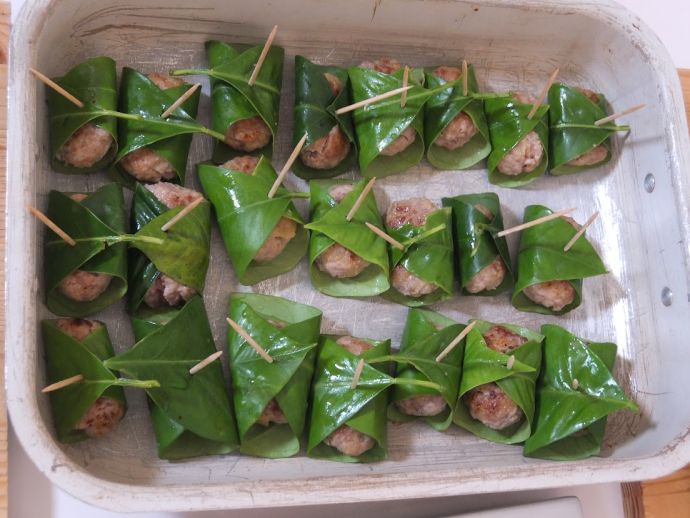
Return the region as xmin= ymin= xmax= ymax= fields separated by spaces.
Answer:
xmin=8 ymin=0 xmax=688 ymax=516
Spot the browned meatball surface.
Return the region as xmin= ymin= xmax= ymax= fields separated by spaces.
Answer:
xmin=145 ymin=182 xmax=203 ymax=208
xmin=497 ymin=131 xmax=543 ymax=176
xmin=143 ymin=274 xmax=196 ymax=308
xmin=465 ymin=256 xmax=506 ymax=294
xmin=75 ymin=396 xmax=125 ymax=438
xmin=386 ymin=198 xmax=437 ymax=229
xmin=56 ymin=318 xmax=101 ymax=342
xmin=328 ymin=184 xmax=354 ymax=203
xmin=566 ymin=144 xmax=608 ymax=167
xmin=147 ymin=73 xmax=185 ymax=90
xmin=576 ymin=87 xmax=600 ymax=104
xmin=324 ymin=72 xmax=343 ymax=96
xmin=225 ymin=116 xmax=271 ymax=152
xmin=474 ymin=203 xmax=494 ymax=220
xmin=253 ymin=217 xmax=298 ymax=263
xmin=324 ymin=424 xmax=376 ymax=457
xmin=70 ymin=193 xmax=89 ymax=202
xmin=222 ymin=155 xmax=259 ymax=174
xmin=316 ymin=244 xmax=370 ymax=279
xmin=390 ymin=265 xmax=437 ymax=298
xmin=523 ymin=281 xmax=576 ymax=312
xmin=56 ymin=123 xmax=113 ymax=169
xmin=433 ymin=66 xmax=461 ymax=82
xmin=380 ymin=125 xmax=417 ymax=157
xmin=483 ymin=326 xmax=527 ymax=354
xmin=435 ymin=112 xmax=478 ymax=150
xmin=359 ymin=58 xmax=402 ymax=75
xmin=396 ymin=394 xmax=447 ymax=417
xmin=256 ymin=399 xmax=289 ymax=427
xmin=58 ymin=270 xmax=112 ymax=302
xmin=120 ymin=148 xmax=176 ymax=183
xmin=464 ymin=382 xmax=523 ymax=430
xmin=335 ymin=335 xmax=373 ymax=356
xmin=301 ymin=125 xmax=351 ymax=170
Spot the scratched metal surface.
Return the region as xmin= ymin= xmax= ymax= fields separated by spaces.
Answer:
xmin=6 ymin=0 xmax=690 ymax=511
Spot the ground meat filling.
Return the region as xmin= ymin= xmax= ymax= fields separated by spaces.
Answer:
xmin=464 ymin=382 xmax=523 ymax=430
xmin=359 ymin=58 xmax=402 ymax=75
xmin=256 ymin=399 xmax=289 ymax=427
xmin=147 ymin=73 xmax=185 ymax=90
xmin=431 ymin=67 xmax=478 ymax=150
xmin=316 ymin=185 xmax=370 ymax=279
xmin=566 ymin=144 xmax=608 ymax=167
xmin=396 ymin=394 xmax=447 ymax=417
xmin=145 ymin=183 xmax=203 ymax=208
xmin=576 ymin=87 xmax=600 ymax=105
xmin=465 ymin=256 xmax=507 ymax=294
xmin=301 ymin=125 xmax=351 ymax=170
xmin=55 ymin=319 xmax=125 ymax=437
xmin=56 ymin=123 xmax=114 ymax=169
xmin=222 ymin=155 xmax=259 ymax=174
xmin=323 ymin=336 xmax=376 ymax=456
xmin=58 ymin=270 xmax=113 ymax=302
xmin=483 ymin=326 xmax=528 ymax=354
xmin=523 ymin=280 xmax=576 ymax=312
xmin=386 ymin=198 xmax=439 ymax=298
xmin=225 ymin=116 xmax=272 ymax=152
xmin=495 ymin=92 xmax=544 ymax=176
xmin=253 ymin=217 xmax=298 ymax=263
xmin=474 ymin=203 xmax=494 ymax=220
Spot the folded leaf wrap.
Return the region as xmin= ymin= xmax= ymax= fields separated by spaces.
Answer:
xmin=512 ymin=205 xmax=607 ymax=315
xmin=306 ymin=179 xmax=390 ymax=297
xmin=292 ymin=56 xmax=357 ymax=179
xmin=388 ymin=309 xmax=464 ymax=430
xmin=548 ymin=83 xmax=616 ymax=175
xmin=485 ymin=95 xmax=549 ymax=188
xmin=42 ymin=320 xmax=126 ymax=443
xmin=442 ymin=192 xmax=513 ymax=296
xmin=227 ymin=293 xmax=322 ymax=458
xmin=106 ymin=297 xmax=238 ymax=459
xmin=524 ymin=324 xmax=638 ymax=460
xmin=111 ymin=67 xmax=201 ymax=186
xmin=44 ymin=184 xmax=128 ymax=317
xmin=197 ymin=156 xmax=308 ymax=285
xmin=308 ymin=335 xmax=392 ymax=462
xmin=384 ymin=207 xmax=454 ymax=306
xmin=424 ymin=64 xmax=491 ymax=170
xmin=348 ymin=66 xmax=430 ymax=178
xmin=49 ymin=56 xmax=118 ymax=174
xmin=453 ymin=321 xmax=543 ymax=444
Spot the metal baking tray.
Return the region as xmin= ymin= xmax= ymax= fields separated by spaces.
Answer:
xmin=6 ymin=0 xmax=690 ymax=512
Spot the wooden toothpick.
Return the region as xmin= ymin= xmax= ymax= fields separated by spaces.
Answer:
xmin=161 ymin=197 xmax=204 ymax=232
xmin=462 ymin=60 xmax=468 ymax=96
xmin=248 ymin=25 xmax=278 ymax=86
xmin=226 ymin=317 xmax=274 ymax=363
xmin=563 ymin=211 xmax=599 ymax=252
xmin=400 ymin=66 xmax=410 ymax=108
xmin=335 ymin=85 xmax=414 ymax=115
xmin=436 ymin=321 xmax=477 ymax=363
xmin=42 ymin=374 xmax=84 ymax=393
xmin=268 ymin=132 xmax=308 ymax=198
xmin=161 ymin=83 xmax=201 ymax=118
xmin=30 ymin=68 xmax=84 ymax=108
xmin=365 ymin=222 xmax=405 ymax=250
xmin=189 ymin=350 xmax=223 ymax=375
xmin=594 ymin=104 xmax=646 ymax=126
xmin=496 ymin=208 xmax=576 ymax=238
xmin=351 ymin=359 xmax=365 ymax=389
xmin=27 ymin=206 xmax=77 ymax=246
xmin=527 ymin=67 xmax=559 ymax=120
xmin=345 ymin=178 xmax=376 ymax=222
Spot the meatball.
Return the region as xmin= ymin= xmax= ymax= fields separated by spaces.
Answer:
xmin=497 ymin=131 xmax=544 ymax=176
xmin=483 ymin=326 xmax=527 ymax=354
xmin=328 ymin=184 xmax=354 ymax=203
xmin=433 ymin=66 xmax=461 ymax=82
xmin=147 ymin=72 xmax=185 ymax=90
xmin=512 ymin=91 xmax=536 ymax=105
xmin=300 ymin=125 xmax=351 ymax=170
xmin=256 ymin=399 xmax=288 ymax=427
xmin=324 ymin=424 xmax=376 ymax=457
xmin=56 ymin=318 xmax=101 ymax=342
xmin=359 ymin=58 xmax=402 ymax=74
xmin=566 ymin=144 xmax=608 ymax=167
xmin=74 ymin=396 xmax=125 ymax=438
xmin=222 ymin=155 xmax=259 ymax=174
xmin=464 ymin=382 xmax=523 ymax=430
xmin=386 ymin=198 xmax=437 ymax=228
xmin=435 ymin=112 xmax=478 ymax=150
xmin=56 ymin=123 xmax=113 ymax=169
xmin=58 ymin=270 xmax=112 ymax=302
xmin=120 ymin=147 xmax=176 ymax=183
xmin=380 ymin=125 xmax=417 ymax=157
xmin=474 ymin=203 xmax=494 ymax=220
xmin=396 ymin=394 xmax=446 ymax=417
xmin=323 ymin=73 xmax=343 ymax=96
xmin=145 ymin=182 xmax=203 ymax=208
xmin=143 ymin=274 xmax=196 ymax=308
xmin=576 ymin=87 xmax=600 ymax=104
xmin=316 ymin=244 xmax=370 ymax=278
xmin=523 ymin=280 xmax=576 ymax=312
xmin=225 ymin=116 xmax=271 ymax=152
xmin=70 ymin=193 xmax=88 ymax=202
xmin=465 ymin=255 xmax=506 ymax=294
xmin=335 ymin=335 xmax=373 ymax=356
xmin=390 ymin=265 xmax=437 ymax=298
xmin=253 ymin=217 xmax=298 ymax=263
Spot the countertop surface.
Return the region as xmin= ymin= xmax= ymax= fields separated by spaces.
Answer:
xmin=5 ymin=1 xmax=690 ymax=517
